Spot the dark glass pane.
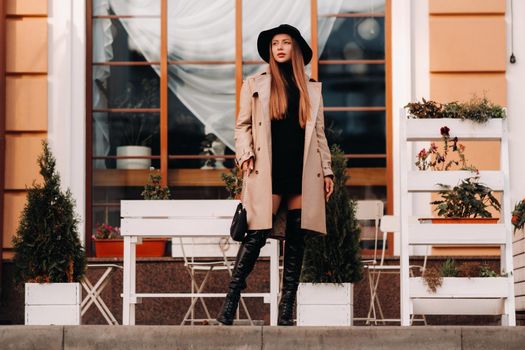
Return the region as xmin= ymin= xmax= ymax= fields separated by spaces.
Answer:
xmin=319 ymin=17 xmax=385 ymax=60
xmin=92 ymin=112 xmax=160 ymax=169
xmin=93 ymin=18 xmax=159 ymax=62
xmin=319 ymin=64 xmax=385 ymax=107
xmin=324 ymin=111 xmax=385 ymax=167
xmin=167 ymin=64 xmax=235 ymax=169
xmin=92 ymin=65 xmax=160 ymax=109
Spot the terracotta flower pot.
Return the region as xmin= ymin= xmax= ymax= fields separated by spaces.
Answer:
xmin=418 ymin=217 xmax=499 ymax=224
xmin=94 ymin=238 xmax=167 ymax=257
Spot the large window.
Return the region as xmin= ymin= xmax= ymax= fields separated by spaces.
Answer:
xmin=87 ymin=0 xmax=391 ymax=256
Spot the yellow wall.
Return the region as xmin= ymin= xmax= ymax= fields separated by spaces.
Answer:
xmin=2 ymin=0 xmax=48 ymax=259
xmin=428 ymin=0 xmax=506 ymax=256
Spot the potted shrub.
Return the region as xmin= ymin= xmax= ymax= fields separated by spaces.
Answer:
xmin=93 ymin=169 xmax=169 ymax=257
xmin=12 ymin=141 xmax=87 ymax=325
xmin=404 ymin=96 xmax=506 ymax=143
xmin=297 ymin=145 xmax=363 ymax=326
xmin=115 ymin=78 xmax=159 ymax=169
xmin=419 ymin=175 xmax=501 ymax=224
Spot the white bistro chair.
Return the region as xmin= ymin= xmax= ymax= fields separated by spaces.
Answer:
xmin=172 ymin=236 xmax=273 ymax=325
xmin=364 ymin=215 xmax=428 ymax=325
xmin=354 ymin=200 xmax=384 ymax=324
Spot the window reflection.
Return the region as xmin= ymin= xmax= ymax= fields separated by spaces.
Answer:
xmin=320 ymin=17 xmax=385 ymax=61
xmin=319 ymin=64 xmax=385 ymax=107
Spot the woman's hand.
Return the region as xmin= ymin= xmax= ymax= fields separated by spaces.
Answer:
xmin=324 ymin=176 xmax=334 ymax=202
xmin=241 ymin=157 xmax=254 ymax=176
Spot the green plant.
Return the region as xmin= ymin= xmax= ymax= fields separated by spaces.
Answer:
xmin=93 ymin=223 xmax=121 ymax=240
xmin=12 ymin=141 xmax=87 ymax=284
xmin=141 ymin=169 xmax=171 ymax=200
xmin=301 ymin=145 xmax=363 ymax=284
xmin=221 ymin=167 xmax=243 ymax=199
xmin=405 ymin=95 xmax=505 ymax=124
xmin=441 ymin=258 xmax=459 ymax=277
xmin=479 ymin=265 xmax=498 ymax=277
xmin=415 ymin=126 xmax=477 ymax=172
xmin=511 ymin=198 xmax=525 ymax=233
xmin=405 ymin=98 xmax=443 ymax=119
xmin=430 ymin=176 xmax=501 ymax=218
xmin=460 ymin=96 xmax=506 ymax=123
xmin=115 ymin=78 xmax=160 ymax=146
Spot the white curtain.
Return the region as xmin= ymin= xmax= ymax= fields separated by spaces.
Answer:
xmin=93 ymin=0 xmax=350 ymax=165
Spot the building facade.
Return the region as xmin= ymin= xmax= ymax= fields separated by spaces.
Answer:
xmin=1 ymin=0 xmax=524 ymax=324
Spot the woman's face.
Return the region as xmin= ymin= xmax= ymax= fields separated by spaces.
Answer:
xmin=271 ymin=34 xmax=293 ymax=63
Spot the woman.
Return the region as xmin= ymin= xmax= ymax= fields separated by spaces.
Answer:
xmin=217 ymin=24 xmax=334 ymax=326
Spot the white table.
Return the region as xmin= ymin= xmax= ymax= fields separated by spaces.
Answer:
xmin=120 ymin=199 xmax=280 ymax=326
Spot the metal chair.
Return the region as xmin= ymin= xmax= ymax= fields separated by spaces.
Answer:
xmin=173 ymin=236 xmax=273 ymax=325
xmin=354 ymin=200 xmax=384 ymax=324
xmin=365 ymin=215 xmax=428 ymax=325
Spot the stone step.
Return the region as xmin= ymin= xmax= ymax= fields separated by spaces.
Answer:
xmin=1 ymin=325 xmax=525 ymax=350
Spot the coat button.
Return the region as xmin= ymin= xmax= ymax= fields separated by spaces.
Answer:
xmin=257 ymin=147 xmax=260 ymax=151
xmin=317 ymin=173 xmax=321 ymax=177
xmin=255 ymin=170 xmax=259 ymax=174
xmin=259 ymin=122 xmax=262 ymax=126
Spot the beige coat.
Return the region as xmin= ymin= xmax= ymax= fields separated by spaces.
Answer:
xmin=235 ymin=65 xmax=333 ymax=235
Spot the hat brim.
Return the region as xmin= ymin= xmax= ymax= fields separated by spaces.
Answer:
xmin=257 ymin=24 xmax=313 ymax=65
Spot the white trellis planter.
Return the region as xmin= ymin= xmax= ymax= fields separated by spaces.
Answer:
xmin=399 ymin=114 xmax=515 ymax=325
xmin=25 ymin=283 xmax=81 ymax=325
xmin=514 ymin=228 xmax=525 ymax=311
xmin=297 ymin=283 xmax=353 ymax=326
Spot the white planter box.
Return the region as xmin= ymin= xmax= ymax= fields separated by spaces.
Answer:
xmin=409 ymin=277 xmax=508 ymax=315
xmin=25 ymin=283 xmax=81 ymax=325
xmin=297 ymin=283 xmax=353 ymax=326
xmin=405 ymin=118 xmax=503 ymax=141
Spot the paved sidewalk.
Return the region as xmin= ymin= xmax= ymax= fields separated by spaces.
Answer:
xmin=0 ymin=325 xmax=524 ymax=350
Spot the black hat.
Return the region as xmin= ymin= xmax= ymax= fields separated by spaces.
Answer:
xmin=257 ymin=24 xmax=313 ymax=65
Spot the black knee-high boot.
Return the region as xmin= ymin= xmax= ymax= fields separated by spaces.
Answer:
xmin=278 ymin=209 xmax=306 ymax=326
xmin=217 ymin=229 xmax=271 ymax=325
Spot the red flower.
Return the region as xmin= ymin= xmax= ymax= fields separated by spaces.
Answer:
xmin=440 ymin=126 xmax=450 ymax=137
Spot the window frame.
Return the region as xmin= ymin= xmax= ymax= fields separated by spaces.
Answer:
xmin=85 ymin=0 xmax=393 ymax=256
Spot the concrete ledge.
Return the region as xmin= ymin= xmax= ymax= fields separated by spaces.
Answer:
xmin=262 ymin=327 xmax=462 ymax=350
xmin=0 ymin=326 xmax=524 ymax=350
xmin=0 ymin=326 xmax=63 ymax=350
xmin=461 ymin=327 xmax=525 ymax=350
xmin=64 ymin=326 xmax=261 ymax=350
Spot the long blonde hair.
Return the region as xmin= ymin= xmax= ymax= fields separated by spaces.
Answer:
xmin=268 ymin=39 xmax=311 ymax=128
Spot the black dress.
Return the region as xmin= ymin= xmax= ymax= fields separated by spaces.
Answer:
xmin=271 ymin=61 xmax=305 ymax=195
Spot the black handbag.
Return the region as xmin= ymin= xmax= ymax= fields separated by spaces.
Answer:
xmin=230 ymin=172 xmax=248 ymax=242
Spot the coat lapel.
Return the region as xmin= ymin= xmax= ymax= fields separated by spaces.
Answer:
xmin=252 ymin=65 xmax=322 ymax=164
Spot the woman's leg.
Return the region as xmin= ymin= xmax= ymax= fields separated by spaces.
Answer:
xmin=286 ymin=194 xmax=301 ymax=210
xmin=217 ymin=196 xmax=280 ymax=325
xmin=278 ymin=194 xmax=306 ymax=326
